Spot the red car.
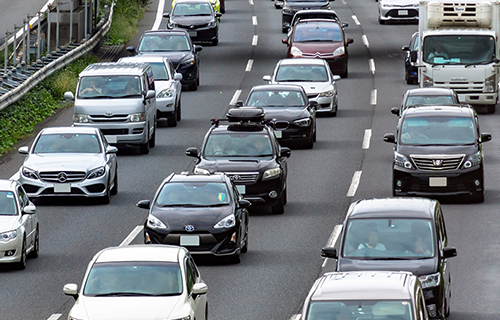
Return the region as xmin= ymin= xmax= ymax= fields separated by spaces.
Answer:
xmin=282 ymin=19 xmax=353 ymax=78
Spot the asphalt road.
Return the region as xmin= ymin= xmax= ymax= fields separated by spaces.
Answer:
xmin=1 ymin=0 xmax=500 ymax=319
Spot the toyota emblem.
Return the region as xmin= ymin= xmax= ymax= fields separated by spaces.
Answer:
xmin=185 ymin=225 xmax=195 ymax=232
xmin=231 ymin=175 xmax=241 ymax=181
xmin=433 ymin=159 xmax=443 ymax=166
xmin=57 ymin=172 xmax=68 ymax=183
xmin=105 ymin=111 xmax=113 ymax=117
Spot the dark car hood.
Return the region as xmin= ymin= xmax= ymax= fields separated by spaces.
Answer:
xmin=198 ymin=158 xmax=276 ymax=173
xmin=137 ymin=52 xmax=193 ymax=64
xmin=151 ymin=205 xmax=233 ymax=228
xmin=338 ymin=257 xmax=438 ymax=276
xmin=285 ymin=1 xmax=328 ymax=9
xmin=294 ymin=42 xmax=342 ymax=54
xmin=261 ymin=107 xmax=310 ymax=121
xmin=171 ymin=16 xmax=214 ymax=26
xmin=398 ymin=144 xmax=479 ymax=156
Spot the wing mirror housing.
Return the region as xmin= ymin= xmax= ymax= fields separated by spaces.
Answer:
xmin=64 ymin=91 xmax=75 ymax=101
xmin=18 ymin=146 xmax=29 ymax=154
xmin=391 ymin=107 xmax=400 ymax=116
xmin=194 ymin=45 xmax=203 ymax=52
xmin=443 ymin=247 xmax=457 ymax=259
xmin=106 ymin=146 xmax=118 ymax=154
xmin=185 ymin=147 xmax=199 ymax=158
xmin=280 ymin=146 xmax=291 ymax=158
xmin=282 ymin=39 xmax=288 ymax=45
xmin=63 ymin=283 xmax=79 ymax=300
xmin=136 ymin=199 xmax=151 ymax=210
xmin=174 ymin=73 xmax=183 ymax=81
xmin=193 ymin=282 xmax=208 ymax=295
xmin=383 ymin=133 xmax=396 ymax=143
xmin=402 ymin=45 xmax=410 ymax=52
xmin=481 ymin=133 xmax=492 ymax=142
xmin=346 ymin=38 xmax=354 ymax=45
xmin=321 ymin=247 xmax=338 ymax=259
xmin=263 ymin=75 xmax=272 ymax=82
xmin=238 ymin=199 xmax=252 ymax=209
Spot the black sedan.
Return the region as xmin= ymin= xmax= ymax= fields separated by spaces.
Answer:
xmin=165 ymin=0 xmax=222 ymax=46
xmin=239 ymin=84 xmax=317 ymax=149
xmin=137 ymin=172 xmax=251 ymax=263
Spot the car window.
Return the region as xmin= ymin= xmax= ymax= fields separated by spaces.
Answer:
xmin=167 ymin=60 xmax=176 ymax=79
xmin=307 ymin=301 xmax=412 ymax=320
xmin=411 ymin=33 xmax=419 ymax=51
xmin=0 ymin=191 xmax=18 ymax=216
xmin=185 ymin=258 xmax=195 ymax=293
xmin=156 ymin=182 xmax=231 ymax=206
xmin=78 ymin=75 xmax=142 ymax=98
xmin=173 ymin=3 xmax=212 ymax=15
xmin=204 ymin=133 xmax=273 ymax=157
xmin=405 ymin=95 xmax=455 ymax=107
xmin=17 ymin=186 xmax=27 ymax=207
xmin=342 ymin=218 xmax=435 ymax=259
xmin=138 ymin=34 xmax=191 ymax=52
xmin=295 ymin=14 xmax=339 ymax=26
xmin=33 ymin=133 xmax=102 ymax=154
xmin=276 ymin=65 xmax=328 ymax=82
xmin=400 ymin=117 xmax=476 ymax=145
xmin=246 ymin=90 xmax=307 ymax=107
xmin=293 ymin=23 xmax=342 ymax=42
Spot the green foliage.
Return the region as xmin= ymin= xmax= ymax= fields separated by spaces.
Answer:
xmin=103 ymin=0 xmax=150 ymax=45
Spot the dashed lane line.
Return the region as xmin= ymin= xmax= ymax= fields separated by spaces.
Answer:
xmin=230 ymin=90 xmax=242 ymax=105
xmin=369 ymin=59 xmax=375 ymax=74
xmin=46 ymin=314 xmax=62 ymax=320
xmin=252 ymin=16 xmax=258 ymax=25
xmin=362 ymin=35 xmax=369 ymax=48
xmin=120 ymin=225 xmax=144 ymax=247
xmin=252 ymin=35 xmax=258 ymax=46
xmin=245 ymin=59 xmax=254 ymax=72
xmin=362 ymin=129 xmax=372 ymax=150
xmin=346 ymin=171 xmax=362 ymax=197
xmin=351 ymin=15 xmax=361 ymax=25
xmin=370 ymin=89 xmax=377 ymax=105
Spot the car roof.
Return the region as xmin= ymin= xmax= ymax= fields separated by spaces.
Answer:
xmin=402 ymin=105 xmax=474 ymax=118
xmin=40 ymin=127 xmax=100 ymax=135
xmin=406 ymin=88 xmax=455 ymax=96
xmin=142 ymin=29 xmax=189 ymax=36
xmin=250 ymin=84 xmax=305 ymax=92
xmin=296 ymin=18 xmax=341 ymax=26
xmin=348 ymin=198 xmax=436 ymax=219
xmin=80 ymin=62 xmax=150 ymax=76
xmin=174 ymin=0 xmax=213 ymax=3
xmin=94 ymin=245 xmax=186 ymax=264
xmin=0 ymin=179 xmax=18 ymax=191
xmin=278 ymin=58 xmax=327 ymax=66
xmin=294 ymin=9 xmax=338 ymax=15
xmin=311 ymin=271 xmax=416 ymax=301
xmin=119 ymin=56 xmax=170 ymax=64
xmin=168 ymin=172 xmax=227 ymax=183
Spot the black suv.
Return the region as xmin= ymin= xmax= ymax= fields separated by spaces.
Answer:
xmin=383 ymin=105 xmax=492 ymax=202
xmin=281 ymin=0 xmax=331 ymax=33
xmin=127 ymin=29 xmax=202 ymax=91
xmin=186 ymin=108 xmax=291 ymax=214
xmin=322 ymin=197 xmax=457 ymax=320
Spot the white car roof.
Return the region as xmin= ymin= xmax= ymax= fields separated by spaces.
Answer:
xmin=40 ymin=127 xmax=100 ymax=135
xmin=0 ymin=179 xmax=17 ymax=191
xmin=279 ymin=58 xmax=327 ymax=66
xmin=94 ymin=245 xmax=186 ymax=264
xmin=119 ymin=56 xmax=169 ymax=64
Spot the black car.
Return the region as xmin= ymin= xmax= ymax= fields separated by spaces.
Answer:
xmin=321 ymin=197 xmax=457 ymax=320
xmin=402 ymin=32 xmax=419 ymax=84
xmin=383 ymin=105 xmax=492 ymax=202
xmin=185 ymin=107 xmax=291 ymax=214
xmin=281 ymin=0 xmax=331 ymax=33
xmin=127 ymin=29 xmax=202 ymax=91
xmin=391 ymin=87 xmax=461 ymax=116
xmin=239 ymin=84 xmax=317 ymax=148
xmin=164 ymin=0 xmax=222 ymax=46
xmin=137 ymin=172 xmax=251 ymax=263
xmin=287 ymin=9 xmax=347 ymax=32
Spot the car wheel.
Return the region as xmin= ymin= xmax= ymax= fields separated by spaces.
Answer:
xmin=241 ymin=225 xmax=249 ymax=253
xmin=176 ymin=98 xmax=182 ymax=121
xmin=205 ymin=303 xmax=209 ymax=320
xmin=167 ymin=110 xmax=178 ymax=127
xmin=472 ymin=192 xmax=484 ymax=203
xmin=487 ymin=104 xmax=496 ymax=113
xmin=212 ymin=38 xmax=219 ymax=46
xmin=189 ymin=82 xmax=198 ymax=91
xmin=16 ymin=237 xmax=27 ymax=270
xmin=304 ymin=135 xmax=314 ymax=149
xmin=28 ymin=226 xmax=39 ymax=259
xmin=229 ymin=251 xmax=241 ymax=264
xmin=110 ymin=169 xmax=118 ymax=195
xmin=101 ymin=180 xmax=111 ymax=204
xmin=149 ymin=123 xmax=156 ymax=147
xmin=313 ymin=124 xmax=317 ymax=142
xmin=340 ymin=67 xmax=348 ymax=78
xmin=282 ymin=26 xmax=288 ymax=33
xmin=139 ymin=134 xmax=150 ymax=154
xmin=271 ymin=193 xmax=285 ymax=214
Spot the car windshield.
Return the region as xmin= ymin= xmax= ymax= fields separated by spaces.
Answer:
xmin=77 ymin=76 xmax=142 ymax=99
xmin=156 ymin=182 xmax=231 ymax=206
xmin=138 ymin=34 xmax=191 ymax=52
xmin=307 ymin=301 xmax=412 ymax=320
xmin=83 ymin=262 xmax=182 ymax=296
xmin=0 ymin=191 xmax=17 ymax=216
xmin=423 ymin=35 xmax=495 ymax=65
xmin=204 ymin=133 xmax=273 ymax=157
xmin=342 ymin=218 xmax=435 ymax=259
xmin=246 ymin=90 xmax=307 ymax=107
xmin=33 ymin=133 xmax=102 ymax=153
xmin=275 ymin=65 xmax=328 ymax=82
xmin=149 ymin=62 xmax=169 ymax=80
xmin=405 ymin=95 xmax=456 ymax=107
xmin=293 ymin=23 xmax=342 ymax=42
xmin=400 ymin=117 xmax=476 ymax=145
xmin=173 ymin=3 xmax=212 ymax=16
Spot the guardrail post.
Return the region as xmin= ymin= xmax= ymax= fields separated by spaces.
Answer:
xmin=84 ymin=0 xmax=88 ymax=40
xmin=56 ymin=3 xmax=60 ymax=49
xmin=27 ymin=15 xmax=32 ymax=65
xmin=22 ymin=19 xmax=27 ymax=64
xmin=69 ymin=0 xmax=74 ymax=44
xmin=47 ymin=6 xmax=51 ymax=53
xmin=5 ymin=31 xmax=10 ymax=73
xmin=37 ymin=12 xmax=41 ymax=59
xmin=12 ymin=25 xmax=18 ymax=66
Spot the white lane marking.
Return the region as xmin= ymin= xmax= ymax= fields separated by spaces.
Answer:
xmin=152 ymin=0 xmax=166 ymax=30
xmin=346 ymin=171 xmax=362 ymax=197
xmin=362 ymin=129 xmax=372 ymax=150
xmin=245 ymin=59 xmax=254 ymax=72
xmin=370 ymin=89 xmax=377 ymax=105
xmin=252 ymin=16 xmax=258 ymax=25
xmin=290 ymin=314 xmax=302 ymax=320
xmin=369 ymin=59 xmax=376 ymax=74
xmin=252 ymin=35 xmax=258 ymax=46
xmin=362 ymin=35 xmax=369 ymax=48
xmin=341 ymin=0 xmax=347 ymax=4
xmin=230 ymin=90 xmax=242 ymax=105
xmin=322 ymin=224 xmax=343 ymax=267
xmin=352 ymin=15 xmax=361 ymax=25
xmin=120 ymin=225 xmax=143 ymax=246
xmin=249 ymin=0 xmax=254 ymax=4
xmin=46 ymin=314 xmax=62 ymax=320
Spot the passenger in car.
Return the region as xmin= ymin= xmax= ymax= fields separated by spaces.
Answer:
xmin=358 ymin=229 xmax=386 ymax=251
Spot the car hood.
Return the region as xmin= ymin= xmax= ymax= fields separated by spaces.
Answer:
xmin=285 ymin=1 xmax=328 ymax=9
xmin=338 ymin=257 xmax=438 ymax=276
xmin=151 ymin=205 xmax=234 ymax=227
xmin=293 ymin=42 xmax=342 ymax=54
xmin=261 ymin=107 xmax=310 ymax=122
xmin=0 ymin=216 xmax=21 ymax=233
xmin=273 ymin=81 xmax=331 ymax=94
xmin=138 ymin=52 xmax=193 ymax=65
xmin=171 ymin=16 xmax=214 ymax=25
xmin=23 ymin=154 xmax=104 ymax=172
xmin=198 ymin=158 xmax=276 ymax=173
xmin=397 ymin=144 xmax=479 ymax=156
xmin=155 ymin=80 xmax=175 ymax=92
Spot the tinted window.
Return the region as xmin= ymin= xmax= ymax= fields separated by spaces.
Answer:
xmin=138 ymin=34 xmax=191 ymax=52
xmin=294 ymin=23 xmax=342 ymax=42
xmin=33 ymin=134 xmax=102 ymax=153
xmin=307 ymin=301 xmax=412 ymax=320
xmin=78 ymin=76 xmax=141 ymax=98
xmin=173 ymin=3 xmax=212 ymax=15
xmin=400 ymin=117 xmax=476 ymax=145
xmin=205 ymin=133 xmax=273 ymax=156
xmin=246 ymin=90 xmax=307 ymax=107
xmin=0 ymin=191 xmax=18 ymax=216
xmin=276 ymin=65 xmax=328 ymax=82
xmin=156 ymin=182 xmax=231 ymax=206
xmin=148 ymin=63 xmax=169 ymax=80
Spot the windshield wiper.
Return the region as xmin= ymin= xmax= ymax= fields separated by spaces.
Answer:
xmin=465 ymin=60 xmax=493 ymax=68
xmin=94 ymin=292 xmax=157 ymax=297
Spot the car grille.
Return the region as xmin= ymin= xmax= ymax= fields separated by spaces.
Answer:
xmin=410 ymin=154 xmax=465 ymax=171
xmin=89 ymin=114 xmax=129 ymax=123
xmin=302 ymin=52 xmax=333 ymax=59
xmin=39 ymin=171 xmax=87 ymax=183
xmin=101 ymin=129 xmax=129 ymax=135
xmin=225 ymin=173 xmax=259 ymax=183
xmin=178 ymin=23 xmax=210 ymax=29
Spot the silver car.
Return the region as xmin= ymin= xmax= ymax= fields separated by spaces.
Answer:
xmin=264 ymin=58 xmax=341 ymax=116
xmin=119 ymin=56 xmax=183 ymax=127
xmin=378 ymin=0 xmax=419 ymax=24
xmin=0 ymin=179 xmax=38 ymax=270
xmin=17 ymin=127 xmax=118 ymax=204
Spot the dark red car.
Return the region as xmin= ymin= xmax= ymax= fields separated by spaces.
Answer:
xmin=282 ymin=19 xmax=353 ymax=78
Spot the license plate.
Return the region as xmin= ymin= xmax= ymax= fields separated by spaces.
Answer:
xmin=188 ymin=31 xmax=197 ymax=38
xmin=274 ymin=130 xmax=282 ymax=138
xmin=105 ymin=135 xmax=117 ymax=144
xmin=54 ymin=183 xmax=71 ymax=193
xmin=398 ymin=10 xmax=408 ymax=16
xmin=236 ymin=185 xmax=246 ymax=194
xmin=429 ymin=177 xmax=447 ymax=187
xmin=180 ymin=235 xmax=200 ymax=246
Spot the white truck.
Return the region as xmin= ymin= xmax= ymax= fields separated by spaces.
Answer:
xmin=417 ymin=0 xmax=500 ymax=113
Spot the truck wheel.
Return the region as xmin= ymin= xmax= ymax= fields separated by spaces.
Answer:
xmin=487 ymin=105 xmax=496 ymax=113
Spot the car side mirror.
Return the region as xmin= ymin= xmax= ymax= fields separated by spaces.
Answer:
xmin=106 ymin=146 xmax=118 ymax=154
xmin=346 ymin=38 xmax=354 ymax=45
xmin=341 ymin=22 xmax=348 ymax=28
xmin=18 ymin=146 xmax=29 ymax=154
xmin=481 ymin=133 xmax=492 ymax=142
xmin=410 ymin=51 xmax=417 ymax=63
xmin=383 ymin=133 xmax=396 ymax=143
xmin=402 ymin=45 xmax=410 ymax=52
xmin=174 ymin=73 xmax=183 ymax=81
xmin=391 ymin=107 xmax=400 ymax=116
xmin=136 ymin=199 xmax=151 ymax=210
xmin=185 ymin=147 xmax=199 ymax=158
xmin=321 ymin=247 xmax=338 ymax=259
xmin=238 ymin=199 xmax=252 ymax=209
xmin=126 ymin=46 xmax=135 ymax=54
xmin=280 ymin=147 xmax=291 ymax=158
xmin=332 ymin=75 xmax=341 ymax=81
xmin=263 ymin=75 xmax=272 ymax=82
xmin=194 ymin=45 xmax=203 ymax=52
xmin=234 ymin=100 xmax=244 ymax=108
xmin=309 ymin=100 xmax=318 ymax=109
xmin=64 ymin=91 xmax=75 ymax=101
xmin=282 ymin=39 xmax=288 ymax=45
xmin=192 ymin=282 xmax=208 ymax=295
xmin=145 ymin=90 xmax=156 ymax=100
xmin=216 ymin=12 xmax=222 ymax=18
xmin=163 ymin=13 xmax=170 ymax=18
xmin=63 ymin=283 xmax=79 ymax=300
xmin=443 ymin=247 xmax=457 ymax=259
xmin=23 ymin=204 xmax=36 ymax=215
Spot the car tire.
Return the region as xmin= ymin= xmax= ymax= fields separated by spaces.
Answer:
xmin=176 ymin=98 xmax=182 ymax=121
xmin=167 ymin=110 xmax=178 ymax=127
xmin=406 ymin=72 xmax=413 ymax=85
xmin=379 ymin=18 xmax=385 ymax=24
xmin=313 ymin=124 xmax=317 ymax=142
xmin=28 ymin=226 xmax=39 ymax=259
xmin=271 ymin=192 xmax=285 ymax=214
xmin=149 ymin=123 xmax=156 ymax=147
xmin=487 ymin=104 xmax=496 ymax=113
xmin=282 ymin=26 xmax=288 ymax=33
xmin=110 ymin=169 xmax=118 ymax=195
xmin=472 ymin=192 xmax=484 ymax=203
xmin=229 ymin=251 xmax=241 ymax=264
xmin=241 ymin=225 xmax=249 ymax=253
xmin=189 ymin=82 xmax=198 ymax=91
xmin=304 ymin=135 xmax=314 ymax=149
xmin=101 ymin=181 xmax=111 ymax=204
xmin=16 ymin=237 xmax=27 ymax=270
xmin=139 ymin=134 xmax=150 ymax=154
xmin=212 ymin=38 xmax=219 ymax=46
xmin=340 ymin=67 xmax=348 ymax=78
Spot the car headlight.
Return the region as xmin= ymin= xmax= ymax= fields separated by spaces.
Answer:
xmin=419 ymin=272 xmax=440 ymax=288
xmin=130 ymin=112 xmax=146 ymax=122
xmin=394 ymin=152 xmax=414 ymax=170
xmin=318 ymin=89 xmax=335 ymax=98
xmin=87 ymin=166 xmax=105 ymax=179
xmin=422 ymin=75 xmax=433 ymax=88
xmin=485 ymin=75 xmax=495 ymax=93
xmin=147 ymin=214 xmax=169 ymax=230
xmin=194 ymin=167 xmax=210 ymax=174
xmin=293 ymin=117 xmax=312 ymax=127
xmin=333 ymin=46 xmax=345 ymax=56
xmin=0 ymin=230 xmax=17 ymax=242
xmin=282 ymin=6 xmax=293 ymax=13
xmin=263 ymin=168 xmax=281 ymax=180
xmin=290 ymin=46 xmax=302 ymax=58
xmin=182 ymin=58 xmax=195 ymax=66
xmin=214 ymin=214 xmax=236 ymax=228
xmin=157 ymin=88 xmax=173 ymax=98
xmin=74 ymin=113 xmax=90 ymax=123
xmin=208 ymin=19 xmax=217 ymax=27
xmin=22 ymin=167 xmax=39 ymax=180
xmin=462 ymin=151 xmax=482 ymax=169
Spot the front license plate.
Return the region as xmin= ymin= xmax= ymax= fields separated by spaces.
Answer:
xmin=429 ymin=177 xmax=447 ymax=187
xmin=274 ymin=130 xmax=282 ymax=138
xmin=105 ymin=135 xmax=117 ymax=144
xmin=398 ymin=10 xmax=409 ymax=16
xmin=188 ymin=31 xmax=197 ymax=38
xmin=236 ymin=185 xmax=246 ymax=194
xmin=180 ymin=235 xmax=200 ymax=246
xmin=54 ymin=183 xmax=71 ymax=193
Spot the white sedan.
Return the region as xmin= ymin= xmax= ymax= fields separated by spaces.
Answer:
xmin=63 ymin=245 xmax=208 ymax=320
xmin=263 ymin=58 xmax=341 ymax=116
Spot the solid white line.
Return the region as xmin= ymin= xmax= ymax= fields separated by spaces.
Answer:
xmin=230 ymin=90 xmax=242 ymax=105
xmin=362 ymin=35 xmax=369 ymax=48
xmin=346 ymin=171 xmax=362 ymax=197
xmin=370 ymin=89 xmax=377 ymax=105
xmin=249 ymin=0 xmax=254 ymax=4
xmin=152 ymin=0 xmax=166 ymax=30
xmin=245 ymin=59 xmax=254 ymax=72
xmin=120 ymin=225 xmax=143 ymax=247
xmin=362 ymin=129 xmax=372 ymax=150
xmin=369 ymin=59 xmax=376 ymax=74
xmin=46 ymin=314 xmax=62 ymax=320
xmin=352 ymin=15 xmax=361 ymax=25
xmin=252 ymin=16 xmax=258 ymax=25
xmin=289 ymin=314 xmax=302 ymax=320
xmin=252 ymin=35 xmax=258 ymax=46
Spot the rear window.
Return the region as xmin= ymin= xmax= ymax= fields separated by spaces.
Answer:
xmin=307 ymin=301 xmax=412 ymax=320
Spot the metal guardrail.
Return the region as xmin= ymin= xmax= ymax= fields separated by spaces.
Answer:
xmin=0 ymin=2 xmax=115 ymax=112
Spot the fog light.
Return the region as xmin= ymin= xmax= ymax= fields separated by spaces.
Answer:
xmin=5 ymin=250 xmax=14 ymax=257
xmin=396 ymin=180 xmax=403 ymax=187
xmin=474 ymin=180 xmax=481 ymax=186
xmin=230 ymin=232 xmax=237 ymax=243
xmin=269 ymin=190 xmax=278 ymax=198
xmin=145 ymin=232 xmax=152 ymax=244
xmin=427 ymin=304 xmax=437 ymax=318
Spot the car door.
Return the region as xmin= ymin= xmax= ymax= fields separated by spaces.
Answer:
xmin=436 ymin=207 xmax=451 ymax=305
xmin=144 ymin=68 xmax=156 ymax=137
xmin=185 ymin=256 xmax=206 ymax=319
xmin=16 ymin=186 xmax=34 ymax=246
